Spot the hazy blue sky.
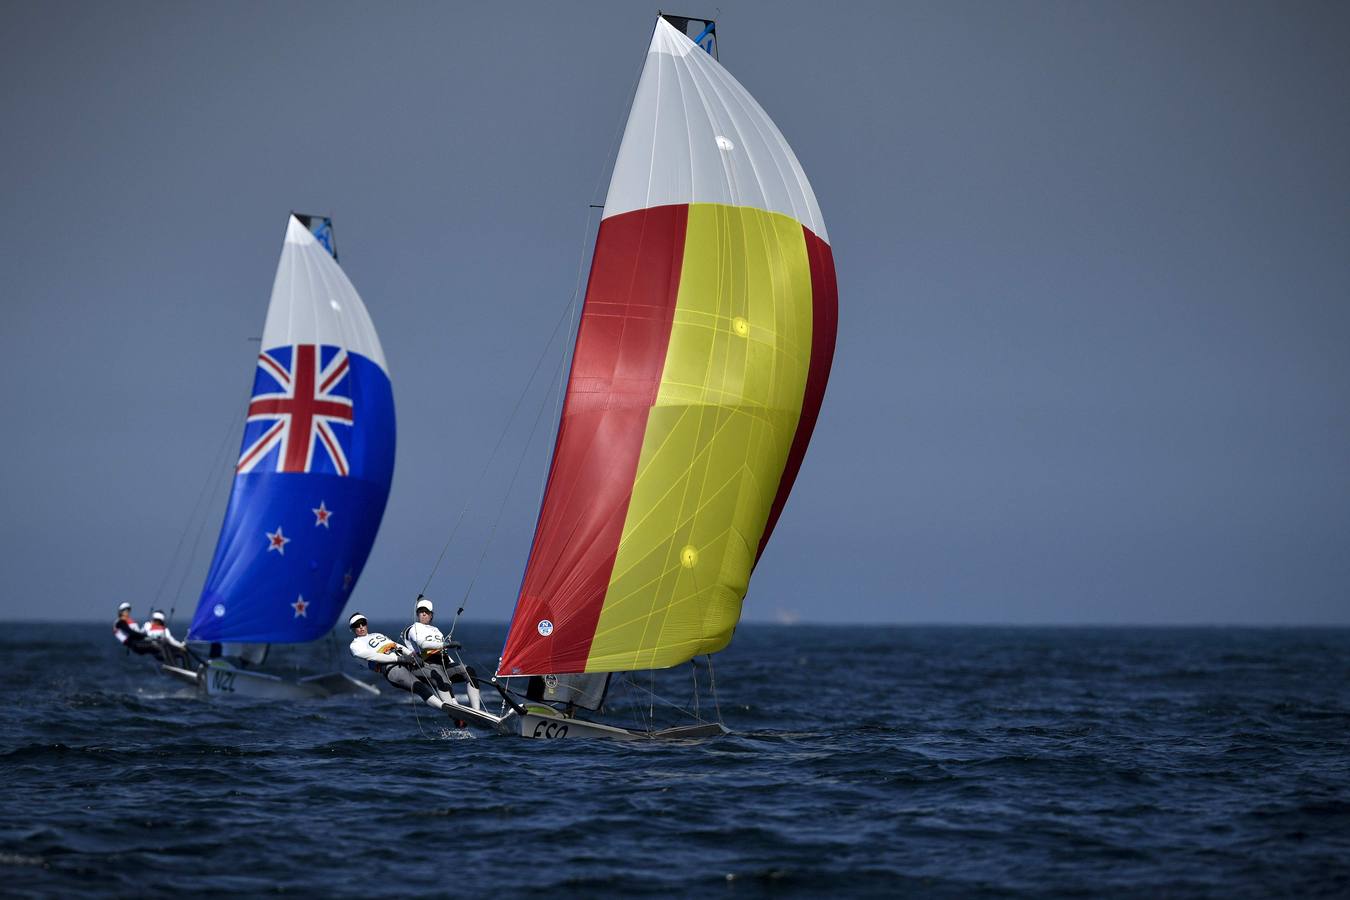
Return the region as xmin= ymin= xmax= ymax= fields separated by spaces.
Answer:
xmin=2 ymin=1 xmax=1347 ymax=626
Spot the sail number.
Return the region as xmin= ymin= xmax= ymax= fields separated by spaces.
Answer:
xmin=211 ymin=669 xmax=237 ymax=693
xmin=531 ymin=720 xmax=569 ymax=739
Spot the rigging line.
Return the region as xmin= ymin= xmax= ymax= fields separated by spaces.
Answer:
xmin=152 ymin=405 xmax=244 ymax=613
xmin=621 ymin=671 xmax=707 ymax=724
xmin=691 ymin=660 xmax=699 ymax=720
xmin=408 ymin=669 xmax=432 ymax=740
xmin=448 ymin=347 xmax=562 ymax=640
xmin=423 ymin=7 xmax=641 ymax=604
xmin=621 ymin=676 xmax=645 ymax=732
xmin=707 ymin=653 xmax=722 ymax=725
xmin=535 ymin=207 xmax=596 ymax=509
xmin=586 ymin=31 xmax=649 ymax=209
xmin=172 ymin=423 xmax=240 ymax=615
xmin=507 ymin=15 xmax=644 ymax=513
xmin=418 ymin=289 xmax=581 ymax=599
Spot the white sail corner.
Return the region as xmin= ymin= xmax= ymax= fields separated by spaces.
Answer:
xmin=284 ymin=214 xmax=318 ymax=246
xmin=651 ymin=16 xmax=698 ymax=58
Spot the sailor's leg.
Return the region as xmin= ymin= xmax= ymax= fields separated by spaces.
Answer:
xmin=446 ymin=663 xmax=483 ymax=710
xmin=465 ymin=678 xmax=482 ymax=710
xmin=128 ymin=638 xmax=157 ymax=657
xmin=382 ymin=665 xmax=445 ymax=711
xmin=426 ymin=667 xmax=457 ymax=703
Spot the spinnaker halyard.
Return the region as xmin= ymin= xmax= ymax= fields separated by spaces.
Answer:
xmin=454 ymin=15 xmax=838 ymax=739
xmin=162 ymin=214 xmax=395 ymax=699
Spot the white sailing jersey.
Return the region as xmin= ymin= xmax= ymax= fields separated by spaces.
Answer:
xmin=144 ymin=621 xmax=186 ymax=649
xmin=349 ymin=632 xmax=403 ymax=666
xmin=404 ymin=622 xmax=447 ymax=658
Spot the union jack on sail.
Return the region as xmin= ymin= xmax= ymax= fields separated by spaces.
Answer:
xmin=237 ymin=344 xmax=354 ymax=476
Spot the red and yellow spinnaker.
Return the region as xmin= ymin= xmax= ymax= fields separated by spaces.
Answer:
xmin=498 ymin=18 xmax=837 ymax=676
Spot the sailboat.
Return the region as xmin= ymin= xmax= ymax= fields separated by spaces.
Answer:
xmin=161 ymin=214 xmax=396 ymax=699
xmin=452 ymin=15 xmax=837 ymax=738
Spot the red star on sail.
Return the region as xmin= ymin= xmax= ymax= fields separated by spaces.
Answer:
xmin=342 ymin=569 xmax=354 ymax=591
xmin=266 ymin=526 xmax=289 ymax=555
xmin=291 ymin=595 xmax=308 ymax=618
xmin=313 ymin=501 xmax=332 ymax=528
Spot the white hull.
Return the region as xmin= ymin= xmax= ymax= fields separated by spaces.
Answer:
xmin=165 ymin=661 xmax=380 ymax=699
xmin=488 ymin=704 xmax=727 ymax=741
xmin=442 ymin=701 xmax=512 ymax=731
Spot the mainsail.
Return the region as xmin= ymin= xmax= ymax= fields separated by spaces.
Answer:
xmin=498 ymin=18 xmax=837 ymax=677
xmin=189 ymin=215 xmax=396 ymax=644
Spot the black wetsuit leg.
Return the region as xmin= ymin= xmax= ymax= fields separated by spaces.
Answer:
xmin=425 ymin=667 xmax=455 ymax=693
xmin=382 ymin=665 xmax=438 ymax=704
xmin=127 ymin=637 xmax=158 ymax=657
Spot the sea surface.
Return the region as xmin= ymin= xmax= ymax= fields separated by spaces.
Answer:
xmin=3 ymin=623 xmax=1349 ymax=897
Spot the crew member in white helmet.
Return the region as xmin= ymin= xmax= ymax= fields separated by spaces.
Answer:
xmin=113 ymin=602 xmax=155 ymax=657
xmin=143 ymin=610 xmax=191 ymax=667
xmin=347 ymin=612 xmax=455 ymax=714
xmin=403 ymin=596 xmax=482 ymax=711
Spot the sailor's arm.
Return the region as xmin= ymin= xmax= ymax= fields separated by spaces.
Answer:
xmin=163 ymin=628 xmax=187 ymax=650
xmin=349 ymin=635 xmax=406 ymax=665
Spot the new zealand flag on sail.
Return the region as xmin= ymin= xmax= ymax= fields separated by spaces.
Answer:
xmin=189 ymin=345 xmax=395 ymax=643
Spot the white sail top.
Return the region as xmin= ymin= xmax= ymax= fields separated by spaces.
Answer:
xmin=602 ymin=17 xmax=828 ymax=243
xmin=260 ymin=216 xmax=389 ymax=372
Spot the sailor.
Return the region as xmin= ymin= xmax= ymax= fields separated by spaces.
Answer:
xmin=347 ymin=612 xmax=456 ymax=715
xmin=113 ymin=602 xmax=156 ymax=657
xmin=403 ymin=597 xmax=482 ymax=711
xmin=143 ymin=611 xmax=191 ymax=667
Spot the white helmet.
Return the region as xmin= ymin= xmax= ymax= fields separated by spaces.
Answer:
xmin=151 ymin=611 xmax=166 ymax=623
xmin=415 ymin=597 xmax=434 ymax=614
xmin=348 ymin=612 xmax=368 ymax=630
xmin=117 ymin=602 xmax=133 ymax=613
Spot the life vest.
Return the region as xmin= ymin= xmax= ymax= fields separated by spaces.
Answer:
xmin=113 ymin=618 xmax=140 ymax=644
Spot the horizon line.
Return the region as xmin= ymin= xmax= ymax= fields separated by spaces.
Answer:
xmin=19 ymin=616 xmax=1350 ymax=629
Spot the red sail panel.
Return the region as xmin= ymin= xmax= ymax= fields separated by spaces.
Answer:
xmin=499 ymin=205 xmax=688 ymax=676
xmin=756 ymin=226 xmax=838 ymax=562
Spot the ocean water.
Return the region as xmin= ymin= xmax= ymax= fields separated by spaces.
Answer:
xmin=3 ymin=623 xmax=1348 ymax=897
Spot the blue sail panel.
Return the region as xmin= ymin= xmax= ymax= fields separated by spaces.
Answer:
xmin=189 ymin=349 xmax=395 ymax=643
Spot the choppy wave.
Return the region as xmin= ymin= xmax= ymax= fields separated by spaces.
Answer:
xmin=2 ymin=623 xmax=1348 ymax=896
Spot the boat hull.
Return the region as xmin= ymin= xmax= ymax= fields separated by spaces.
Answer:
xmin=166 ymin=661 xmax=380 ymax=699
xmin=506 ymin=706 xmax=727 ymax=741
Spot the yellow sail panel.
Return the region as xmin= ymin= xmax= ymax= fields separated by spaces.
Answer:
xmin=584 ymin=204 xmax=814 ymax=672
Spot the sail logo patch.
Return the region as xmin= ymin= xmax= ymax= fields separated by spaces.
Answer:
xmin=537 ymin=620 xmax=554 ymax=636
xmin=237 ymin=344 xmax=354 ymax=476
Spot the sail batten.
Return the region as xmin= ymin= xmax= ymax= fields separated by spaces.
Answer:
xmin=498 ymin=19 xmax=835 ymax=677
